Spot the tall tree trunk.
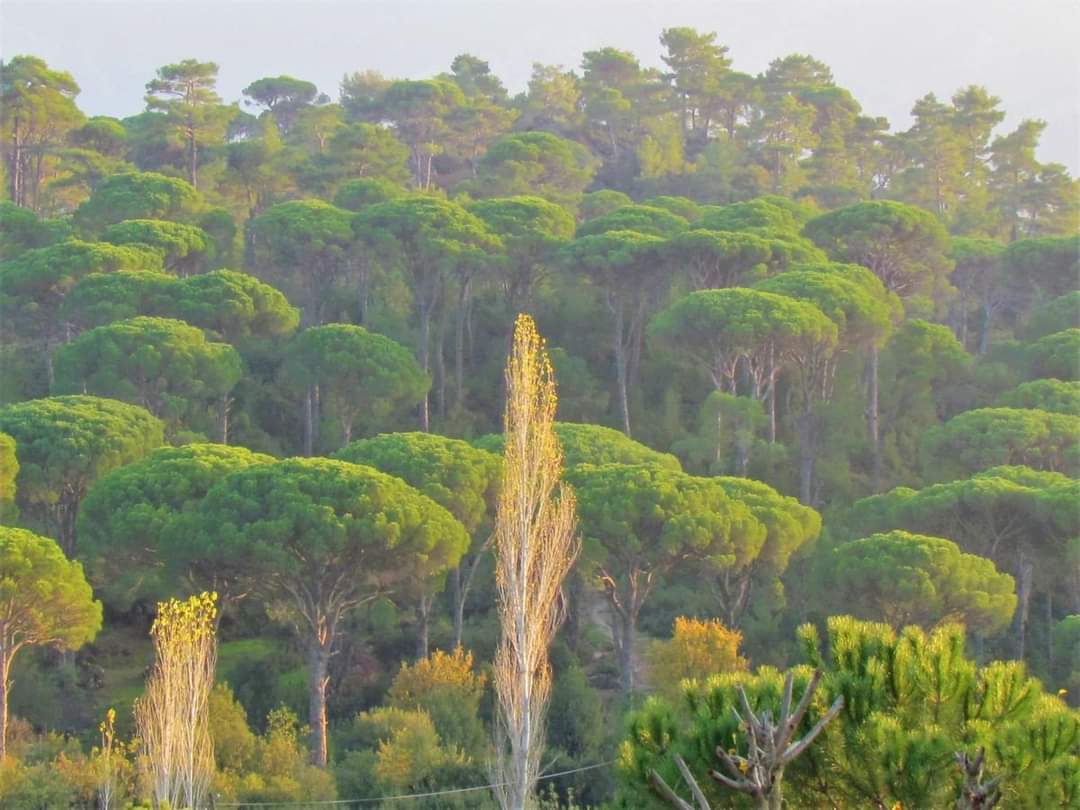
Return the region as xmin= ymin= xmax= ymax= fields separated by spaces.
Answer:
xmin=798 ymin=411 xmax=816 ymax=506
xmin=454 ymin=276 xmax=472 ymax=412
xmin=1046 ymin=591 xmax=1054 ymax=676
xmin=303 ymin=386 xmax=315 ymax=456
xmin=1014 ymin=551 xmax=1034 ymax=662
xmin=978 ymin=302 xmax=993 ymax=355
xmin=188 ymin=131 xmax=198 ymax=190
xmin=0 ymin=650 xmax=9 ymax=761
xmin=419 ymin=309 xmax=432 ymax=432
xmin=307 ymin=636 xmax=331 ymax=767
xmin=58 ymin=497 xmax=78 ymax=558
xmin=435 ymin=305 xmax=448 ymax=421
xmin=612 ymin=303 xmax=631 ymax=436
xmin=868 ymin=346 xmax=881 ymax=492
xmin=767 ymin=380 xmax=777 ymax=444
xmin=415 ymin=594 xmax=431 ymax=660
xmin=617 ymin=606 xmax=637 ymax=696
xmin=452 ymin=555 xmax=482 ymax=649
xmin=219 ymin=394 xmax=231 ymax=445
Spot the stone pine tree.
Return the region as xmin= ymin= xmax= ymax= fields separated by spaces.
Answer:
xmin=492 ymin=314 xmax=579 ymax=810
xmin=0 ymin=527 xmax=102 ymax=760
xmin=194 ymin=457 xmax=467 ymax=768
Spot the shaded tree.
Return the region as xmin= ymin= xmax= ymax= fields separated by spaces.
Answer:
xmin=78 ymin=443 xmax=272 ymax=610
xmin=144 ymin=59 xmax=227 ymax=188
xmin=242 ymin=75 xmax=319 ymax=135
xmin=73 ymin=171 xmax=204 ymax=233
xmin=100 ymin=219 xmax=210 ymax=276
xmin=250 ymin=199 xmax=354 ymax=327
xmin=0 ymin=239 xmax=163 ymax=385
xmin=0 ymin=395 xmax=164 ymax=554
xmin=194 ymin=457 xmax=468 ymax=767
xmin=805 ymin=200 xmax=953 ymax=489
xmin=1026 ymin=329 xmax=1080 ymax=381
xmin=285 ymin=324 xmax=427 ymax=451
xmin=998 ymin=379 xmax=1080 ymax=414
xmin=474 ymin=421 xmax=682 ymax=471
xmin=568 ymin=462 xmax=764 ymax=693
xmin=0 ymin=527 xmax=101 ymax=760
xmin=756 ymin=268 xmax=893 ymax=502
xmin=353 ymin=196 xmax=499 ymax=429
xmin=465 ymin=131 xmax=596 ymax=210
xmin=562 ymin=230 xmax=668 ymax=435
xmin=818 ymin=530 xmax=1016 ymax=634
xmin=649 ymin=288 xmax=837 ymax=443
xmin=334 ymin=432 xmax=500 ymax=651
xmin=54 ymin=316 xmax=243 ymax=441
xmin=0 ymin=55 xmax=84 ymax=210
xmin=576 ymin=204 xmax=688 ymax=238
xmin=922 ymin=407 xmax=1079 ymax=478
xmin=663 ymin=229 xmax=772 ymax=290
xmin=467 ymin=195 xmax=575 ymax=333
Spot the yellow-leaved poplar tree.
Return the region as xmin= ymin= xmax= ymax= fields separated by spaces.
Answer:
xmin=492 ymin=314 xmax=579 ymax=810
xmin=135 ymin=591 xmax=218 ymax=810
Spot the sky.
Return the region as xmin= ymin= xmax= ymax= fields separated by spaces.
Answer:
xmin=4 ymin=0 xmax=1079 ymax=173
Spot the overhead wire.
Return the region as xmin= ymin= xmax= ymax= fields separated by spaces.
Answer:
xmin=214 ymin=758 xmax=617 ymax=807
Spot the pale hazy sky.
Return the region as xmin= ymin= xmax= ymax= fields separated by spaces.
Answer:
xmin=4 ymin=0 xmax=1079 ymax=173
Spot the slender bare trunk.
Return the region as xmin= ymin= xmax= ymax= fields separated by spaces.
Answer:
xmin=612 ymin=302 xmax=631 ymax=436
xmin=798 ymin=411 xmax=816 ymax=506
xmin=435 ymin=305 xmax=448 ymax=421
xmin=452 ymin=554 xmax=482 ymax=649
xmin=978 ymin=302 xmax=993 ymax=355
xmin=189 ymin=131 xmax=198 ymax=190
xmin=308 ymin=635 xmax=330 ymax=767
xmin=616 ymin=606 xmax=638 ymax=696
xmin=415 ymin=594 xmax=431 ymax=660
xmin=303 ymin=386 xmax=315 ymax=456
xmin=219 ymin=394 xmax=231 ymax=445
xmin=455 ymin=276 xmax=472 ymax=412
xmin=1014 ymin=552 xmax=1034 ymax=662
xmin=868 ymin=346 xmax=881 ymax=492
xmin=419 ymin=308 xmax=432 ymax=432
xmin=0 ymin=650 xmax=10 ymax=761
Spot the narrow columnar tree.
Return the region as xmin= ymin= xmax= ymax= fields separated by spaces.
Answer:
xmin=0 ymin=527 xmax=101 ymax=761
xmin=492 ymin=314 xmax=579 ymax=810
xmin=135 ymin=592 xmax=218 ymax=810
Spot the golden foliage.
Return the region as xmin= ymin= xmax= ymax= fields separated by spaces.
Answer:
xmin=366 ymin=707 xmax=467 ymax=791
xmin=388 ymin=647 xmax=486 ymax=707
xmin=647 ymin=616 xmax=747 ymax=695
xmin=492 ymin=314 xmax=580 ymax=810
xmin=135 ymin=592 xmax=218 ymax=810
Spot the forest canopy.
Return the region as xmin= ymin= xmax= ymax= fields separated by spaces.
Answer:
xmin=0 ymin=23 xmax=1077 ymax=810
